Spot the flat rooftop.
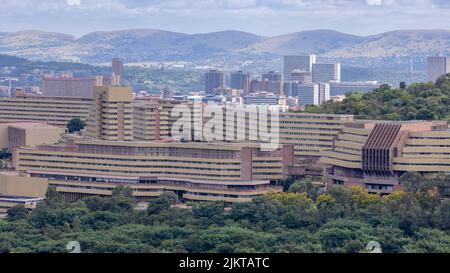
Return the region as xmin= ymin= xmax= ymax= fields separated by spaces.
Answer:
xmin=0 ymin=122 xmax=62 ymax=129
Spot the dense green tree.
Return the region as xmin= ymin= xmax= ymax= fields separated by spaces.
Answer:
xmin=6 ymin=205 xmax=29 ymax=221
xmin=288 ymin=176 xmax=323 ymax=201
xmin=66 ymin=118 xmax=85 ymax=133
xmin=300 ymin=74 xmax=450 ymax=122
xmin=1 ymin=172 xmax=450 ymax=253
xmin=147 ymin=192 xmax=179 ymax=215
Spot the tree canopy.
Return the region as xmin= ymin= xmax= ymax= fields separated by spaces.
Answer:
xmin=66 ymin=118 xmax=85 ymax=133
xmin=302 ymin=74 xmax=450 ymax=122
xmin=0 ymin=173 xmax=449 ymax=253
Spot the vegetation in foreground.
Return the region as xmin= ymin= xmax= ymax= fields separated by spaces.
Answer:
xmin=1 ymin=172 xmax=450 ymax=253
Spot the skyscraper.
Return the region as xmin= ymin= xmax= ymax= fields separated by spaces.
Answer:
xmin=112 ymin=58 xmax=124 ymax=84
xmin=204 ymin=70 xmax=225 ymax=94
xmin=312 ymin=63 xmax=341 ymax=83
xmin=427 ymin=56 xmax=450 ymax=82
xmin=283 ymin=55 xmax=316 ymax=81
xmin=230 ymin=71 xmax=250 ymax=95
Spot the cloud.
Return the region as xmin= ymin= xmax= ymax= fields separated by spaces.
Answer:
xmin=0 ymin=0 xmax=448 ymax=36
xmin=66 ymin=0 xmax=81 ymax=6
xmin=366 ymin=0 xmax=382 ymax=6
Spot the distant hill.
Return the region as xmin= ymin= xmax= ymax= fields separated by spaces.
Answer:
xmin=325 ymin=30 xmax=450 ymax=58
xmin=0 ymin=28 xmax=449 ymax=63
xmin=242 ymin=30 xmax=364 ymax=55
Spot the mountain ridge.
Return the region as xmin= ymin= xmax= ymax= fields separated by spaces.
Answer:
xmin=0 ymin=28 xmax=449 ymax=63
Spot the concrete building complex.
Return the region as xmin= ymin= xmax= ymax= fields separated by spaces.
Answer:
xmin=14 ymin=138 xmax=288 ymax=202
xmin=84 ymin=86 xmax=134 ymax=141
xmin=0 ymin=94 xmax=93 ymax=127
xmin=320 ymin=120 xmax=450 ymax=194
xmin=0 ymin=122 xmax=64 ymax=152
xmin=41 ymin=77 xmax=97 ymax=98
xmin=0 ymin=172 xmax=47 ymax=214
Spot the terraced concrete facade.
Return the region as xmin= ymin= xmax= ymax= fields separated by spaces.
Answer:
xmin=14 ymin=137 xmax=289 ymax=202
xmin=0 ymin=94 xmax=92 ymax=127
xmin=320 ymin=120 xmax=450 ymax=194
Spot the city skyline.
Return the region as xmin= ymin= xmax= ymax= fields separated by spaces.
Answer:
xmin=1 ymin=0 xmax=450 ymax=37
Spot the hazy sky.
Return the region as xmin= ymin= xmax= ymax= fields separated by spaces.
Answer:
xmin=1 ymin=0 xmax=450 ymax=37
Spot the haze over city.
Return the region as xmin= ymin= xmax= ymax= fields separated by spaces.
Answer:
xmin=1 ymin=0 xmax=450 ymax=36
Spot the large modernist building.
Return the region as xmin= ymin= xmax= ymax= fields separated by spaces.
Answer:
xmin=320 ymin=120 xmax=450 ymax=194
xmin=84 ymin=86 xmax=134 ymax=141
xmin=14 ymin=137 xmax=288 ymax=202
xmin=0 ymin=94 xmax=93 ymax=127
xmin=0 ymin=172 xmax=47 ymax=214
xmin=41 ymin=77 xmax=97 ymax=98
xmin=0 ymin=122 xmax=64 ymax=153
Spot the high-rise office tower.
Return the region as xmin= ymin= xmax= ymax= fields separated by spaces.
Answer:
xmin=283 ymin=55 xmax=316 ymax=81
xmin=204 ymin=70 xmax=225 ymax=94
xmin=250 ymin=79 xmax=260 ymax=93
xmin=312 ymin=63 xmax=341 ymax=83
xmin=230 ymin=71 xmax=250 ymax=96
xmin=427 ymin=56 xmax=450 ymax=82
xmin=290 ymin=70 xmax=312 ymax=84
xmin=85 ymin=86 xmax=133 ymax=141
xmin=262 ymin=71 xmax=282 ymax=82
xmin=262 ymin=71 xmax=283 ymax=95
xmin=112 ymin=58 xmax=124 ymax=84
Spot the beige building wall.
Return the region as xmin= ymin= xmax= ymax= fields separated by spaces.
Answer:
xmin=85 ymin=86 xmax=133 ymax=141
xmin=0 ymin=124 xmax=9 ymax=150
xmin=0 ymin=95 xmax=93 ymax=127
xmin=0 ymin=172 xmax=48 ymax=198
xmin=0 ymin=123 xmax=65 ymax=152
